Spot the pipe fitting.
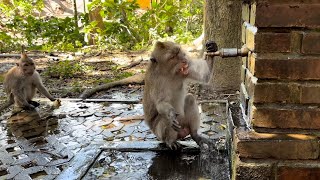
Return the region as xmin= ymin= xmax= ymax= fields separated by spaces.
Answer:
xmin=205 ymin=45 xmax=250 ymax=58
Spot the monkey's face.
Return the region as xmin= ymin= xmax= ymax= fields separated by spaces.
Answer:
xmin=18 ymin=60 xmax=35 ymax=76
xmin=166 ymin=47 xmax=189 ymax=76
xmin=151 ymin=41 xmax=189 ymax=76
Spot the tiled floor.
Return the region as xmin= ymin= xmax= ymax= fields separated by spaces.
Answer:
xmin=0 ymin=100 xmax=229 ymax=180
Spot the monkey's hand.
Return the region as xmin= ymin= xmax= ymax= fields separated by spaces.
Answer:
xmin=52 ymin=99 xmax=61 ymax=109
xmin=168 ymin=110 xmax=181 ymax=131
xmin=24 ymin=104 xmax=35 ymax=110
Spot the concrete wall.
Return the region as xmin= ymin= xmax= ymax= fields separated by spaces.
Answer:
xmin=233 ymin=0 xmax=320 ymax=179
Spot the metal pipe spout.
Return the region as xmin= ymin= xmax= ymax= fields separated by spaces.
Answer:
xmin=205 ymin=45 xmax=250 ymax=58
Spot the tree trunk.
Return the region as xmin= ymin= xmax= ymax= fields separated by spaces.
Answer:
xmin=204 ymin=0 xmax=242 ymax=91
xmin=73 ymin=0 xmax=79 ymax=30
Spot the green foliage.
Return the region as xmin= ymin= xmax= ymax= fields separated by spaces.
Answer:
xmin=0 ymin=0 xmax=203 ymax=52
xmin=70 ymin=81 xmax=83 ymax=94
xmin=84 ymin=0 xmax=203 ymax=50
xmin=95 ymin=71 xmax=134 ymax=84
xmin=116 ymin=71 xmax=134 ymax=79
xmin=44 ymin=60 xmax=93 ymax=79
xmin=0 ymin=0 xmax=85 ymax=52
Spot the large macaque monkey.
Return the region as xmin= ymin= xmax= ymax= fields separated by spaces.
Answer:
xmin=1 ymin=53 xmax=57 ymax=112
xmin=143 ymin=41 xmax=212 ymax=149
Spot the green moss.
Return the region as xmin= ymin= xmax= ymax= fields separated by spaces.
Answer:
xmin=116 ymin=72 xmax=134 ymax=80
xmin=44 ymin=61 xmax=93 ymax=79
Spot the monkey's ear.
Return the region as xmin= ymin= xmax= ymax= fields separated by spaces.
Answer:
xmin=150 ymin=57 xmax=157 ymax=63
xmin=155 ymin=41 xmax=165 ymax=49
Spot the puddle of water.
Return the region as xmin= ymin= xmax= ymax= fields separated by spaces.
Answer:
xmin=85 ymin=149 xmax=229 ymax=180
xmin=30 ymin=170 xmax=48 ymax=179
xmin=0 ymin=93 xmax=230 ymax=180
xmin=4 ymin=110 xmax=59 ymax=139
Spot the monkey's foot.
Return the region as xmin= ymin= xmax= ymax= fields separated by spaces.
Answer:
xmin=192 ymin=134 xmax=213 ymax=150
xmin=166 ymin=141 xmax=182 ymax=150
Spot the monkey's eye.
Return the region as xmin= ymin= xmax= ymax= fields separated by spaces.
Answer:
xmin=169 ymin=55 xmax=176 ymax=60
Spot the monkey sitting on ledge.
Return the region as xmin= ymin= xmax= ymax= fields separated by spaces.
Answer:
xmin=1 ymin=53 xmax=58 ymax=113
xmin=143 ymin=41 xmax=212 ymax=149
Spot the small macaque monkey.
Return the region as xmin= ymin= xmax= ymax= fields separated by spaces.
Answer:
xmin=143 ymin=41 xmax=212 ymax=149
xmin=1 ymin=53 xmax=57 ymax=113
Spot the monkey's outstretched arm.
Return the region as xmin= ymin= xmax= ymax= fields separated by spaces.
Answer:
xmin=37 ymin=85 xmax=55 ymax=101
xmin=34 ymin=73 xmax=55 ymax=101
xmin=186 ymin=59 xmax=211 ymax=83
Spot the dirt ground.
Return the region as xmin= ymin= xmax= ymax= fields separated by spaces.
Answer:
xmin=0 ymin=50 xmax=148 ymax=100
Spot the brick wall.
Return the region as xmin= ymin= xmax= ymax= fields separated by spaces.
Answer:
xmin=234 ymin=0 xmax=320 ymax=179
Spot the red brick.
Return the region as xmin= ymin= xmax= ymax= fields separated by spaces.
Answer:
xmin=235 ymin=129 xmax=319 ymax=160
xmin=255 ymin=32 xmax=291 ymax=53
xmin=290 ymin=31 xmax=303 ymax=53
xmin=252 ymin=105 xmax=320 ymax=129
xmin=278 ymin=166 xmax=320 ymax=180
xmin=253 ymin=82 xmax=300 ymax=103
xmin=245 ymin=73 xmax=299 ymax=103
xmin=254 ymin=58 xmax=320 ymax=80
xmin=302 ymin=33 xmax=320 ymax=54
xmin=301 ymin=85 xmax=320 ymax=103
xmin=255 ymin=4 xmax=320 ymax=28
xmin=235 ymin=159 xmax=274 ymax=180
xmin=245 ymin=75 xmax=320 ymax=104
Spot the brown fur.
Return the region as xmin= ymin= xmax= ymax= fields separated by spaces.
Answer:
xmin=2 ymin=53 xmax=56 ymax=112
xmin=143 ymin=41 xmax=211 ymax=149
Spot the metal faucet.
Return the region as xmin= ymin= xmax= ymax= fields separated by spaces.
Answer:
xmin=205 ymin=41 xmax=250 ymax=58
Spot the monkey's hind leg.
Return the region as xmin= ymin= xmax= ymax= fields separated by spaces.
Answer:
xmin=184 ymin=94 xmax=211 ymax=147
xmin=154 ymin=116 xmax=181 ymax=150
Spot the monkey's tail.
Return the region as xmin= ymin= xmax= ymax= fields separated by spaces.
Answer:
xmin=80 ymin=73 xmax=145 ymax=99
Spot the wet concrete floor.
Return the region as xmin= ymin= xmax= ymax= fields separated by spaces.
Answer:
xmin=0 ymin=98 xmax=230 ymax=180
